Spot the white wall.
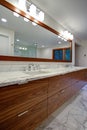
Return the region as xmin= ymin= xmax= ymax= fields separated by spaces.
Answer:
xmin=72 ymin=40 xmax=75 ymax=65
xmin=37 ymin=48 xmax=53 ymax=59
xmin=37 ymin=43 xmax=71 ymax=59
xmin=0 ymin=26 xmax=14 ymax=55
xmin=75 ymin=40 xmax=87 ymax=67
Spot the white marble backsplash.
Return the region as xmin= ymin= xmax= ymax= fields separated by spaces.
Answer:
xmin=0 ymin=61 xmax=72 ymax=72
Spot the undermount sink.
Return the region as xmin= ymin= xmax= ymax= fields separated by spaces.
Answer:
xmin=24 ymin=70 xmax=50 ymax=76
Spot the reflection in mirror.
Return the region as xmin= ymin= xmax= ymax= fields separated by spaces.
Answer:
xmin=0 ymin=4 xmax=71 ymax=59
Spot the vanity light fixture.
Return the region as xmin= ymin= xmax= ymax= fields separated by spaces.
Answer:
xmin=13 ymin=12 xmax=20 ymax=17
xmin=38 ymin=11 xmax=44 ymax=22
xmin=18 ymin=0 xmax=26 ymax=11
xmin=29 ymin=4 xmax=36 ymax=18
xmin=60 ymin=31 xmax=74 ymax=40
xmin=58 ymin=35 xmax=67 ymax=42
xmin=26 ymin=0 xmax=44 ymax=22
xmin=24 ymin=17 xmax=29 ymax=22
xmin=1 ymin=18 xmax=7 ymax=23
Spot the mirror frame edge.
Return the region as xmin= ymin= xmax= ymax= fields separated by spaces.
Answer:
xmin=0 ymin=0 xmax=72 ymax=62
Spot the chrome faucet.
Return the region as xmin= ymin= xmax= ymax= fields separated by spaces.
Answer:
xmin=27 ymin=63 xmax=34 ymax=71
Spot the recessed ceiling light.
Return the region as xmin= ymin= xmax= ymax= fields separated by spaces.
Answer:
xmin=32 ymin=22 xmax=37 ymax=26
xmin=42 ymin=45 xmax=45 ymax=48
xmin=1 ymin=18 xmax=7 ymax=23
xmin=24 ymin=48 xmax=27 ymax=50
xmin=61 ymin=37 xmax=64 ymax=40
xmin=24 ymin=17 xmax=29 ymax=22
xmin=64 ymin=39 xmax=67 ymax=42
xmin=13 ymin=12 xmax=20 ymax=17
xmin=58 ymin=42 xmax=61 ymax=44
xmin=58 ymin=35 xmax=61 ymax=38
xmin=34 ymin=43 xmax=37 ymax=46
xmin=19 ymin=47 xmax=22 ymax=49
xmin=16 ymin=39 xmax=20 ymax=42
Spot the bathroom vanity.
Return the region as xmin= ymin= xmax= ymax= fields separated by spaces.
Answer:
xmin=0 ymin=67 xmax=87 ymax=130
xmin=0 ymin=1 xmax=86 ymax=130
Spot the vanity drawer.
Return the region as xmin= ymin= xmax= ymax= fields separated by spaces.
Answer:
xmin=48 ymin=93 xmax=61 ymax=115
xmin=48 ymin=73 xmax=72 ymax=97
xmin=58 ymin=87 xmax=73 ymax=104
xmin=0 ymin=78 xmax=48 ymax=122
xmin=71 ymin=80 xmax=85 ymax=95
xmin=71 ymin=70 xmax=85 ymax=84
xmin=48 ymin=86 xmax=73 ymax=115
xmin=0 ymin=100 xmax=47 ymax=130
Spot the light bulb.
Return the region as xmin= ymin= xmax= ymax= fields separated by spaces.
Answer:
xmin=39 ymin=11 xmax=44 ymax=21
xmin=24 ymin=17 xmax=29 ymax=22
xmin=1 ymin=18 xmax=7 ymax=23
xmin=18 ymin=0 xmax=26 ymax=11
xmin=32 ymin=22 xmax=37 ymax=26
xmin=29 ymin=4 xmax=36 ymax=17
xmin=13 ymin=12 xmax=20 ymax=17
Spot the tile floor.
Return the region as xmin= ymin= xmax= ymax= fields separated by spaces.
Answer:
xmin=36 ymin=85 xmax=87 ymax=130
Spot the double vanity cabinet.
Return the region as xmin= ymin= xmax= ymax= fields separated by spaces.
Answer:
xmin=0 ymin=69 xmax=87 ymax=130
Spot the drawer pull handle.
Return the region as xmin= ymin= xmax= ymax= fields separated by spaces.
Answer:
xmin=60 ymin=90 xmax=65 ymax=94
xmin=18 ymin=110 xmax=28 ymax=117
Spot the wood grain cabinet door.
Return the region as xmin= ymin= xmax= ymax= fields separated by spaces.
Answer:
xmin=48 ymin=73 xmax=72 ymax=97
xmin=48 ymin=87 xmax=73 ymax=115
xmin=48 ymin=93 xmax=61 ymax=115
xmin=0 ymin=78 xmax=48 ymax=129
xmin=0 ymin=100 xmax=47 ymax=130
xmin=71 ymin=70 xmax=86 ymax=91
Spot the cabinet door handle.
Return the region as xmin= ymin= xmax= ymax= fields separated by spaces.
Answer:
xmin=18 ymin=110 xmax=28 ymax=117
xmin=60 ymin=90 xmax=65 ymax=94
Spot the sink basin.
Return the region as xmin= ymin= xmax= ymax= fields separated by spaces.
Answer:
xmin=24 ymin=70 xmax=50 ymax=76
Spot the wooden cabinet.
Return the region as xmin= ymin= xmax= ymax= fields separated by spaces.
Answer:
xmin=0 ymin=100 xmax=47 ymax=130
xmin=84 ymin=69 xmax=87 ymax=81
xmin=0 ymin=69 xmax=87 ymax=130
xmin=48 ymin=70 xmax=86 ymax=116
xmin=48 ymin=87 xmax=73 ymax=115
xmin=0 ymin=78 xmax=48 ymax=130
xmin=71 ymin=70 xmax=87 ymax=94
xmin=48 ymin=73 xmax=72 ymax=97
xmin=48 ymin=73 xmax=70 ymax=115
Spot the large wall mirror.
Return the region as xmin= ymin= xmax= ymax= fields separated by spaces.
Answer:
xmin=0 ymin=1 xmax=72 ymax=62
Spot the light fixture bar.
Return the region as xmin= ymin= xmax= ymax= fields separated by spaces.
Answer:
xmin=58 ymin=30 xmax=74 ymax=41
xmin=26 ymin=0 xmax=44 ymax=22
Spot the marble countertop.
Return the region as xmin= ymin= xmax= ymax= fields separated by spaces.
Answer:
xmin=0 ymin=67 xmax=86 ymax=87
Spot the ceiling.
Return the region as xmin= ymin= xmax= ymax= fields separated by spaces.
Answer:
xmin=0 ymin=5 xmax=70 ymax=48
xmin=31 ymin=0 xmax=87 ymax=42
